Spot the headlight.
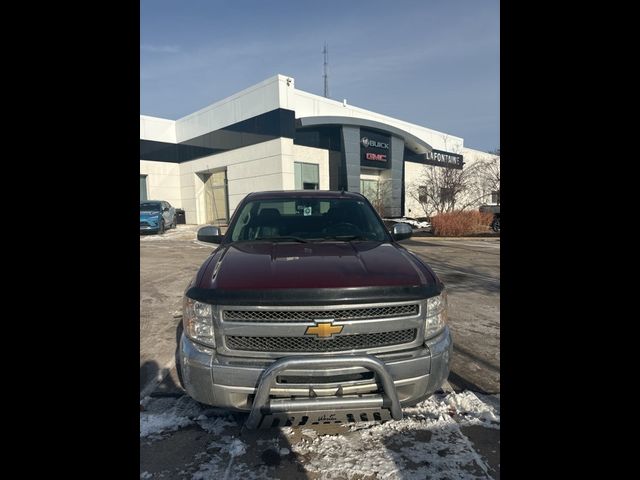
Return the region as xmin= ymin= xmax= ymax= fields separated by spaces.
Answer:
xmin=183 ymin=297 xmax=215 ymax=347
xmin=425 ymin=289 xmax=448 ymax=339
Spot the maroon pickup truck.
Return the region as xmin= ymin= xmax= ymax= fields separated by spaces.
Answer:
xmin=179 ymin=190 xmax=452 ymax=429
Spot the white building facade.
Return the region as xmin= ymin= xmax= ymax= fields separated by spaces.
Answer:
xmin=140 ymin=74 xmax=497 ymax=225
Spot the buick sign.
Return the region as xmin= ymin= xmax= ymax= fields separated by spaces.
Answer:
xmin=360 ymin=129 xmax=391 ymax=167
xmin=361 ymin=137 xmax=388 ymax=149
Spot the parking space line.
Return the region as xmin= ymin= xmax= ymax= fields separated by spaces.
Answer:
xmin=452 ymin=242 xmax=500 ymax=249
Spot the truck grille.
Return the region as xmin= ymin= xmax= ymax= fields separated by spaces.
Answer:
xmin=223 ymin=304 xmax=419 ymax=323
xmin=225 ymin=329 xmax=417 ymax=352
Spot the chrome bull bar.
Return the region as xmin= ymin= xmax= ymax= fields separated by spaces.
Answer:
xmin=244 ymin=354 xmax=403 ymax=430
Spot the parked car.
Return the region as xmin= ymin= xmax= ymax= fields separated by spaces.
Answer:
xmin=479 ymin=204 xmax=500 ymax=232
xmin=140 ymin=200 xmax=176 ymax=234
xmin=179 ymin=190 xmax=452 ymax=429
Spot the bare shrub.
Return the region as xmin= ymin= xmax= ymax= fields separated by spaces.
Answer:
xmin=431 ymin=211 xmax=494 ymax=236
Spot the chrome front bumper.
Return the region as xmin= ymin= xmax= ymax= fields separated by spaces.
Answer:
xmin=179 ymin=326 xmax=452 ymax=424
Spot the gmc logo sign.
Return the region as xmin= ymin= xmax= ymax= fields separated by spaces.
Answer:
xmin=366 ymin=152 xmax=386 ymax=161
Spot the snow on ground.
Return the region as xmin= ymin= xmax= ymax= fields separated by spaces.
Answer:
xmin=140 ymin=411 xmax=194 ymax=439
xmin=192 ymin=437 xmax=250 ymax=480
xmin=140 ymin=395 xmax=201 ymax=438
xmin=139 ymin=224 xmax=200 ymax=241
xmin=384 ymin=217 xmax=431 ymax=229
xmin=140 ymin=391 xmax=499 ymax=479
xmin=286 ymin=392 xmax=498 ymax=479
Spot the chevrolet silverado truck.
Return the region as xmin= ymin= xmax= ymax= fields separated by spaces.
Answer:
xmin=179 ymin=190 xmax=452 ymax=429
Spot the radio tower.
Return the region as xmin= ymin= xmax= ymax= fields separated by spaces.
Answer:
xmin=323 ymin=43 xmax=329 ymax=98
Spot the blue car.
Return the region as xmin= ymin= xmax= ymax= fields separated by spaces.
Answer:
xmin=140 ymin=200 xmax=176 ymax=234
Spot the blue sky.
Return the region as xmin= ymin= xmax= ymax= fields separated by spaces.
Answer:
xmin=141 ymin=0 xmax=499 ymax=152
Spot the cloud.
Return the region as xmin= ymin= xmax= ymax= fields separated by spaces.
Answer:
xmin=140 ymin=44 xmax=180 ymax=53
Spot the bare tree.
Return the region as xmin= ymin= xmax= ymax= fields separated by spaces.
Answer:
xmin=409 ymin=164 xmax=482 ymax=217
xmin=476 ymin=150 xmax=500 ymax=205
xmin=366 ymin=179 xmax=392 ymax=217
xmin=408 ymin=148 xmax=500 ymax=217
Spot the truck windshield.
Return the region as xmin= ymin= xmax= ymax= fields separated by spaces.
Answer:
xmin=228 ymin=198 xmax=390 ymax=243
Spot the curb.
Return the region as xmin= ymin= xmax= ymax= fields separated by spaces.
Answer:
xmin=407 ymin=236 xmax=500 ymax=241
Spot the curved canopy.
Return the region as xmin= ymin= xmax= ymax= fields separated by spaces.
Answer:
xmin=296 ymin=116 xmax=433 ymax=154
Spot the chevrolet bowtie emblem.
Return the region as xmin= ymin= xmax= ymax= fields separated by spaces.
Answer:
xmin=305 ymin=322 xmax=343 ymax=339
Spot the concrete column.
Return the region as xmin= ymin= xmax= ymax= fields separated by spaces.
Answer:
xmin=379 ymin=135 xmax=404 ymax=217
xmin=341 ymin=126 xmax=361 ymax=193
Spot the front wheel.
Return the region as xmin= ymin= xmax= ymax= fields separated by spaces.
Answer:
xmin=158 ymin=219 xmax=165 ymax=235
xmin=492 ymin=217 xmax=500 ymax=232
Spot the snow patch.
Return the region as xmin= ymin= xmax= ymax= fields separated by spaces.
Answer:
xmin=286 ymin=392 xmax=497 ymax=479
xmin=140 ymin=411 xmax=194 ymax=438
xmin=142 ymin=391 xmax=498 ymax=479
xmin=384 ymin=217 xmax=431 ymax=229
xmin=192 ymin=437 xmax=261 ymax=480
xmin=301 ymin=428 xmax=318 ymax=439
xmin=228 ymin=439 xmax=247 ymax=457
xmin=445 ymin=391 xmax=500 ymax=426
xmin=196 ymin=416 xmax=237 ymax=435
xmin=140 ymin=395 xmax=208 ymax=438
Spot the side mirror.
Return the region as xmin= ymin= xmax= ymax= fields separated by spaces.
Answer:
xmin=391 ymin=223 xmax=412 ymax=241
xmin=197 ymin=225 xmax=223 ymax=244
xmin=163 ymin=207 xmax=169 ymax=212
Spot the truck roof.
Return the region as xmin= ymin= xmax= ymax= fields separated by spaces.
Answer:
xmin=246 ymin=190 xmax=365 ymax=200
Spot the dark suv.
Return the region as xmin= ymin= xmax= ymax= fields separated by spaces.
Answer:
xmin=179 ymin=190 xmax=452 ymax=428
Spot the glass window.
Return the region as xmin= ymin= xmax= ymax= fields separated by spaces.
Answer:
xmin=201 ymin=170 xmax=229 ymax=226
xmin=491 ymin=190 xmax=500 ymax=205
xmin=360 ymin=179 xmax=379 ymax=204
xmin=295 ymin=162 xmax=319 ymax=190
xmin=140 ymin=175 xmax=148 ymax=201
xmin=440 ymin=187 xmax=454 ymax=204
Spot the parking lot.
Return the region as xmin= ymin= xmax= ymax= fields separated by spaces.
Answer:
xmin=140 ymin=226 xmax=500 ymax=479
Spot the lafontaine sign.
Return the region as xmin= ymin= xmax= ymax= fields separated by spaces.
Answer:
xmin=423 ymin=149 xmax=464 ymax=169
xmin=360 ymin=129 xmax=391 ymax=168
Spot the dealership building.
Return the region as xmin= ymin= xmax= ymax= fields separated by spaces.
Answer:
xmin=140 ymin=74 xmax=497 ymax=225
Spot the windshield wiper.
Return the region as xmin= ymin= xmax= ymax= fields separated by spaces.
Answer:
xmin=317 ymin=235 xmax=369 ymax=242
xmin=254 ymin=236 xmax=309 ymax=243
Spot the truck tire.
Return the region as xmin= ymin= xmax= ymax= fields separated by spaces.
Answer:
xmin=492 ymin=217 xmax=500 ymax=232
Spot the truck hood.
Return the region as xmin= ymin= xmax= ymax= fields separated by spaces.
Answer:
xmin=196 ymin=241 xmax=436 ymax=290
